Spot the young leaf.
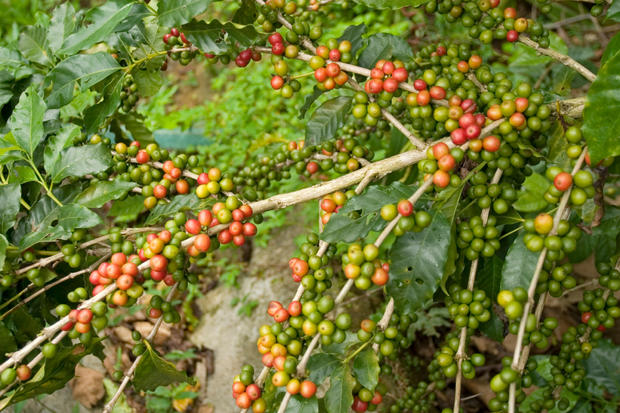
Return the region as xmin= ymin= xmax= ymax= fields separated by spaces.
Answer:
xmin=133 ymin=341 xmax=190 ymax=391
xmin=7 ymin=165 xmax=38 ymax=184
xmin=358 ymin=33 xmax=414 ymax=69
xmin=158 ymin=0 xmax=215 ymax=27
xmin=19 ymin=26 xmax=51 ymax=66
xmin=305 ymin=96 xmax=352 ymax=147
xmin=338 ymin=24 xmax=367 ymax=56
xmin=0 ymin=183 xmax=21 ymax=233
xmin=285 ymin=395 xmax=319 ymax=413
xmin=387 ymin=213 xmax=451 ymax=314
xmin=499 ymin=232 xmax=539 ymax=291
xmin=58 ymin=0 xmax=135 ymax=55
xmin=45 ymin=53 xmax=121 ymax=109
xmin=583 ymin=40 xmax=620 ymax=164
xmin=19 ymin=204 xmax=102 ymax=250
xmin=75 ymin=181 xmax=138 ymax=208
xmin=324 ymin=365 xmax=355 ymax=413
xmin=352 ymin=348 xmax=379 ymax=391
xmin=8 ymin=85 xmax=46 ymax=156
xmin=48 ymin=143 xmax=112 ymax=183
xmin=321 ymin=182 xmax=424 ymax=243
xmin=513 ymin=173 xmax=549 ymax=212
xmin=307 ymin=353 xmax=342 ymax=384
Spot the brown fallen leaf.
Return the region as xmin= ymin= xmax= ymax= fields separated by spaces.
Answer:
xmin=70 ymin=365 xmax=105 ymax=408
xmin=134 ymin=321 xmax=171 ymax=345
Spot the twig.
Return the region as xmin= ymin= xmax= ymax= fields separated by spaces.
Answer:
xmin=518 ymin=36 xmax=596 ymax=82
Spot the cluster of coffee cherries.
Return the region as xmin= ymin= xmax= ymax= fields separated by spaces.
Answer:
xmin=88 ymin=252 xmax=144 ymax=302
xmin=364 ymin=59 xmax=409 ymax=95
xmin=447 ymin=285 xmax=492 ymax=329
xmin=119 ymin=74 xmax=138 ymax=113
xmin=534 ymin=261 xmax=577 ymax=298
xmin=487 ymin=356 xmax=535 ymax=411
xmin=351 ymin=377 xmax=384 ymax=412
xmin=433 ymin=331 xmax=486 ymax=380
xmin=187 ymin=198 xmax=256 ymax=247
xmin=341 ymin=243 xmax=390 ymax=290
xmin=55 ymin=301 xmax=109 ymax=345
xmin=387 ymin=380 xmax=437 ymax=413
xmin=496 ymin=287 xmax=528 ymax=320
xmin=579 ymin=288 xmax=620 ymax=332
xmin=234 ymin=47 xmax=261 ymax=68
xmin=319 ymin=190 xmax=347 ymax=225
xmin=268 ymin=33 xmax=302 ymax=97
xmin=465 ymin=169 xmax=516 ymax=215
xmin=427 ymin=142 xmax=460 ymax=189
xmin=0 ymin=341 xmax=62 ymax=387
xmin=308 ymin=40 xmax=352 ymax=91
xmin=456 ymin=215 xmax=500 ymax=261
xmin=522 ymin=213 xmax=582 ymax=255
xmin=162 ymin=27 xmax=198 ymax=66
xmin=232 ymin=364 xmax=267 ymax=411
xmin=425 ymin=0 xmax=550 ymax=47
xmin=255 ymin=1 xmax=323 ymax=36
xmin=379 ymin=200 xmax=432 ymax=235
xmin=544 ymin=166 xmax=594 ymax=208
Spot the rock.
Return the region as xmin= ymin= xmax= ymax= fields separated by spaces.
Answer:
xmin=70 ymin=365 xmax=105 ymax=408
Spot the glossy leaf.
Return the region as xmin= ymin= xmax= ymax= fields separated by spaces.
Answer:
xmin=44 ymin=124 xmax=81 ymax=176
xmin=387 ymin=213 xmax=451 ymax=314
xmin=299 ymin=86 xmax=325 ymax=119
xmin=513 ymin=173 xmax=549 ymax=212
xmin=0 ymin=234 xmax=8 ymax=271
xmin=75 ymin=181 xmax=138 ymax=208
xmin=338 ymin=24 xmax=367 ymax=56
xmin=8 ymin=85 xmax=46 ymax=156
xmin=584 ymin=339 xmax=620 ymax=394
xmin=108 ymin=195 xmax=146 ymax=222
xmin=58 ymin=0 xmax=134 ymax=55
xmin=305 ymin=96 xmax=352 ymax=146
xmin=46 ymin=53 xmax=121 ymax=109
xmin=307 ymin=353 xmax=342 ymax=384
xmin=182 ymin=20 xmax=258 ymax=54
xmin=0 ymin=183 xmax=21 ymax=233
xmin=285 ymin=395 xmax=319 ymax=413
xmin=321 ymin=182 xmax=423 ymax=243
xmin=601 ymin=32 xmax=620 ymax=66
xmin=324 ymin=365 xmax=355 ymax=413
xmin=19 ymin=26 xmax=51 ymax=66
xmin=84 ymin=76 xmax=123 ymax=135
xmin=352 ymin=348 xmax=379 ymax=391
xmin=606 ymin=0 xmax=620 ymax=23
xmin=232 ymin=0 xmax=258 ymax=24
xmin=7 ymin=165 xmax=37 ymax=184
xmin=48 ymin=143 xmax=112 ymax=183
xmin=358 ymin=33 xmax=413 ymax=69
xmin=133 ymin=341 xmax=190 ymax=391
xmin=158 ymin=0 xmax=214 ymax=27
xmin=19 ymin=204 xmax=102 ymax=250
xmin=145 ymin=194 xmax=201 ymax=225
xmin=0 ymin=320 xmax=17 ymax=355
xmin=500 ymin=232 xmax=539 ymax=291
xmin=583 ymin=39 xmax=620 ymax=164
xmin=47 ymin=2 xmax=76 ymax=52
xmin=477 ymin=256 xmax=503 ymax=301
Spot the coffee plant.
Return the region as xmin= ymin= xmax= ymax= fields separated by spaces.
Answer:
xmin=0 ymin=0 xmax=619 ymax=412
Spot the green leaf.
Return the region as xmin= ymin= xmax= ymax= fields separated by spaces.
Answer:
xmin=386 ymin=213 xmax=451 ymax=314
xmin=479 ymin=313 xmax=504 ymax=342
xmin=8 ymin=85 xmax=46 ymax=156
xmin=44 ymin=124 xmax=81 ymax=176
xmin=352 ymin=348 xmax=379 ymax=391
xmin=352 ymin=0 xmax=431 ymax=7
xmin=307 ymin=353 xmax=342 ymax=384
xmin=75 ymin=181 xmax=138 ymax=208
xmin=232 ymin=0 xmax=258 ymax=24
xmin=7 ymin=165 xmax=38 ymax=184
xmin=19 ymin=26 xmax=51 ymax=66
xmin=19 ymin=204 xmax=102 ymax=250
xmin=520 ymin=387 xmax=578 ymax=413
xmin=298 ymin=86 xmax=325 ymax=119
xmin=0 ymin=320 xmax=17 ymax=355
xmin=114 ymin=112 xmax=154 ymax=144
xmin=133 ymin=68 xmax=164 ymax=97
xmin=500 ymin=232 xmax=539 ymax=291
xmin=358 ymin=33 xmax=413 ymax=69
xmin=584 ymin=339 xmax=620 ymax=394
xmin=145 ymin=194 xmax=201 ymax=225
xmin=58 ymin=0 xmax=135 ymax=55
xmin=305 ymin=96 xmax=352 ymax=147
xmin=48 ymin=2 xmax=76 ymax=52
xmin=513 ymin=173 xmax=549 ymax=212
xmin=48 ymin=143 xmax=112 ymax=183
xmin=0 ymin=70 xmax=14 ymax=108
xmin=133 ymin=341 xmax=190 ymax=391
xmin=159 ymin=0 xmax=214 ymax=27
xmin=338 ymin=24 xmax=367 ymax=56
xmin=324 ymin=365 xmax=355 ymax=413
xmin=583 ymin=40 xmax=620 ymax=164
xmin=546 ymin=122 xmax=570 ymax=169
xmin=46 ymin=53 xmax=121 ymax=109
xmin=108 ymin=195 xmax=145 ymax=222
xmin=285 ymin=395 xmax=319 ymax=413
xmin=0 ymin=183 xmax=21 ymax=233
xmin=321 ymin=182 xmax=423 ymax=243
xmin=590 ymin=207 xmax=620 ymax=265
xmin=83 ymin=75 xmax=123 ymax=134
xmin=182 ymin=20 xmax=258 ymax=54
xmin=606 ymin=0 xmax=620 ymax=23
xmin=601 ymin=32 xmax=620 ymax=66
xmin=477 ymin=256 xmax=503 ymax=300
